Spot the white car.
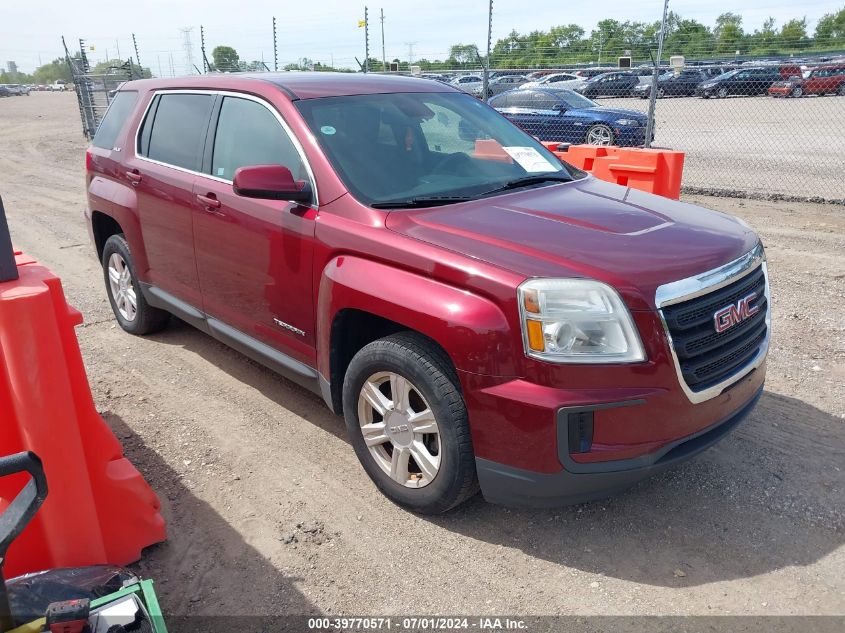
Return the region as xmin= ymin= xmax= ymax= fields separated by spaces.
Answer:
xmin=520 ymin=73 xmax=582 ymax=90
xmin=450 ymin=75 xmax=484 ymax=94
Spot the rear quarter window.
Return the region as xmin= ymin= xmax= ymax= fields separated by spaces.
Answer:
xmin=92 ymin=91 xmax=139 ymax=150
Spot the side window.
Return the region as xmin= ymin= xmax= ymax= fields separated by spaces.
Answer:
xmin=144 ymin=93 xmax=215 ymax=171
xmin=93 ymin=91 xmax=138 ymax=150
xmin=509 ymin=92 xmax=535 ymax=108
xmin=531 ymin=93 xmax=558 ymax=110
xmin=211 ymin=96 xmax=305 ymax=181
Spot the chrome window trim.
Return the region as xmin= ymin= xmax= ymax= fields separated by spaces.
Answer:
xmin=133 ymin=88 xmax=319 ymax=208
xmin=655 ymin=243 xmax=770 ymax=404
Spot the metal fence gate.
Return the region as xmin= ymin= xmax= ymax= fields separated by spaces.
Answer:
xmin=63 ymin=38 xmax=137 ymax=140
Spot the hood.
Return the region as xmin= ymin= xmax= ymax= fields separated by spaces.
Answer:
xmin=571 ymin=106 xmax=647 ymax=121
xmin=385 ymin=177 xmax=758 ymax=311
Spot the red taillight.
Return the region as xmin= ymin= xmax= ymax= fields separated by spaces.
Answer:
xmin=85 ymin=148 xmax=93 ymax=172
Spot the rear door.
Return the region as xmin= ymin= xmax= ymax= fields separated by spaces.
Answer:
xmin=129 ymin=92 xmax=216 ymax=307
xmin=192 ymin=93 xmax=318 ymax=363
xmin=497 ymin=91 xmax=545 ymax=137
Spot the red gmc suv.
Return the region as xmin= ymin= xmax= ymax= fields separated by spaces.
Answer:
xmin=85 ymin=73 xmax=769 ymax=513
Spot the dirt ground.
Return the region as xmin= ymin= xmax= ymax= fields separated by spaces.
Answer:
xmin=1 ymin=93 xmax=843 ymax=622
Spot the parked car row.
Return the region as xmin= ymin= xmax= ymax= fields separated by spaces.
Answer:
xmin=446 ymin=62 xmax=845 ymax=101
xmin=0 ymin=84 xmax=30 ymax=96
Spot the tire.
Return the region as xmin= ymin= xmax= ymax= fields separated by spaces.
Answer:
xmin=791 ymin=86 xmax=803 ymax=98
xmin=585 ymin=123 xmax=615 ymax=146
xmin=656 ymin=87 xmax=665 ymax=98
xmin=102 ymin=234 xmax=169 ymax=335
xmin=342 ymin=332 xmax=478 ymax=514
xmin=717 ymin=87 xmax=729 ymax=99
xmin=838 ymin=84 xmax=845 ymax=97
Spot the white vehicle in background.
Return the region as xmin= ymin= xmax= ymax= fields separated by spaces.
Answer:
xmin=450 ymin=74 xmax=484 ymax=95
xmin=519 ymin=72 xmax=582 ymax=90
xmin=50 ymin=80 xmax=67 ymax=92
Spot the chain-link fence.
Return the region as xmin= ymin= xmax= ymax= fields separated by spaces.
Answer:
xmin=454 ymin=59 xmax=845 ymax=202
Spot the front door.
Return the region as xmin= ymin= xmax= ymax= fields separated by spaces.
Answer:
xmin=192 ymin=94 xmax=317 ymax=366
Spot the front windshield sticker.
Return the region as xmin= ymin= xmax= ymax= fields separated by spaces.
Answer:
xmin=502 ymin=146 xmax=558 ymax=173
xmin=320 ymin=125 xmax=337 ymax=135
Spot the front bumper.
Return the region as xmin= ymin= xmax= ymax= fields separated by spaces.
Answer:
xmin=477 ymin=384 xmax=763 ymax=507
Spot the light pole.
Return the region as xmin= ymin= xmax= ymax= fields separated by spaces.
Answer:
xmin=482 ymin=0 xmax=493 ymax=102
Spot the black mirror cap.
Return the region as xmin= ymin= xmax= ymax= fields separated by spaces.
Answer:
xmin=234 ymin=181 xmax=313 ymax=205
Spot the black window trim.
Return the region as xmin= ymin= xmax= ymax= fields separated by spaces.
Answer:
xmin=133 ymin=88 xmax=319 ymax=208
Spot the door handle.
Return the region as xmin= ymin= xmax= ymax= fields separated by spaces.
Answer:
xmin=125 ymin=170 xmax=142 ymax=185
xmin=196 ymin=193 xmax=221 ymax=210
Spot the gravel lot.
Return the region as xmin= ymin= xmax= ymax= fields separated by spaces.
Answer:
xmin=1 ymin=93 xmax=843 ymax=626
xmin=591 ymin=94 xmax=845 ymax=201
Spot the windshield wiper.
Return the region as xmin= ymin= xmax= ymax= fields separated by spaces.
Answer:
xmin=479 ymin=173 xmax=572 ymax=197
xmin=370 ymin=196 xmax=475 ymax=209
xmin=370 ymin=174 xmax=573 ymax=209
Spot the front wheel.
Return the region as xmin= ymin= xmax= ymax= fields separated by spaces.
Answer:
xmin=585 ymin=123 xmax=615 ymax=146
xmin=342 ymin=332 xmax=478 ymax=514
xmin=717 ymin=87 xmax=729 ymax=99
xmin=791 ymin=86 xmax=803 ymax=98
xmin=838 ymin=84 xmax=845 ymax=96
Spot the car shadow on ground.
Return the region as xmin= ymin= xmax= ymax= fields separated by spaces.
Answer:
xmin=103 ymin=412 xmax=322 ymax=631
xmin=431 ymin=391 xmax=845 ymax=587
xmin=148 ymin=320 xmax=844 ymax=589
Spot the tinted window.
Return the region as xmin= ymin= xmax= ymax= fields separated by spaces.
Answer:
xmin=93 ymin=91 xmax=138 ymax=150
xmin=145 ymin=93 xmax=215 ymax=171
xmin=211 ymin=97 xmax=305 ymax=181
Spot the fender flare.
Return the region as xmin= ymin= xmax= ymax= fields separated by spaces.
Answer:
xmin=317 ymin=255 xmax=518 ymax=382
xmin=88 ymin=176 xmax=149 ymax=275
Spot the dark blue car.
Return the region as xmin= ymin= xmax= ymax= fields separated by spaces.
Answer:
xmin=489 ymin=88 xmax=649 ymax=146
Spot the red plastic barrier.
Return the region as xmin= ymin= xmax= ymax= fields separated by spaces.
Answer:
xmin=547 ymin=144 xmax=685 ymax=200
xmin=0 ymin=251 xmax=165 ymax=578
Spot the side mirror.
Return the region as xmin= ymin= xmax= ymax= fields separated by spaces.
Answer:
xmin=233 ymin=164 xmax=312 ymax=205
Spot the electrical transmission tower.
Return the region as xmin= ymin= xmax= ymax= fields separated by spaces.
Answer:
xmin=180 ymin=27 xmax=195 ymax=75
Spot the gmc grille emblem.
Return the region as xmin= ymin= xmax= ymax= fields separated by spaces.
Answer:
xmin=713 ymin=292 xmax=759 ymax=333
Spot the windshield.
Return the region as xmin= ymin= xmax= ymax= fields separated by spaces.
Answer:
xmin=712 ymin=69 xmax=740 ymax=81
xmin=295 ymin=92 xmax=578 ymax=206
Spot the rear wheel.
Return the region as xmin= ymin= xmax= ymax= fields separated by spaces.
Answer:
xmin=342 ymin=332 xmax=478 ymax=514
xmin=102 ymin=234 xmax=169 ymax=335
xmin=838 ymin=84 xmax=845 ymax=96
xmin=585 ymin=123 xmax=615 ymax=146
xmin=656 ymin=87 xmax=666 ymax=98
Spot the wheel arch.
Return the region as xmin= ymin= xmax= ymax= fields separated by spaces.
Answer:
xmin=317 ymin=256 xmax=518 ymax=415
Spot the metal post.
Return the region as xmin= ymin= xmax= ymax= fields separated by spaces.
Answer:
xmin=0 ymin=197 xmax=17 ymax=283
xmin=273 ymin=17 xmax=278 ymax=71
xmin=132 ymin=33 xmax=141 ymax=72
xmin=201 ymin=25 xmax=208 ymax=73
xmin=644 ymin=0 xmax=669 ymax=148
xmin=364 ymin=7 xmax=370 ymax=73
xmin=380 ymin=9 xmax=386 ymax=72
xmin=482 ymin=0 xmax=493 ymax=102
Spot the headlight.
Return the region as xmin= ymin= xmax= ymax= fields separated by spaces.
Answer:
xmin=615 ymin=118 xmax=640 ymax=126
xmin=518 ymin=279 xmax=646 ymax=364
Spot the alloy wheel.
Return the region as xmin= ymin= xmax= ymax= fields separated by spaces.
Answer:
xmin=107 ymin=253 xmax=137 ymax=322
xmin=586 ymin=124 xmax=614 ymax=146
xmin=357 ymin=371 xmax=441 ymax=488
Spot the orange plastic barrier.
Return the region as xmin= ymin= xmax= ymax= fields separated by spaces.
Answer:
xmin=0 ymin=250 xmax=165 ymax=578
xmin=546 ymin=144 xmax=685 ymax=200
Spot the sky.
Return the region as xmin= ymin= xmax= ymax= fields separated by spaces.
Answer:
xmin=1 ymin=1 xmax=840 ymax=75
